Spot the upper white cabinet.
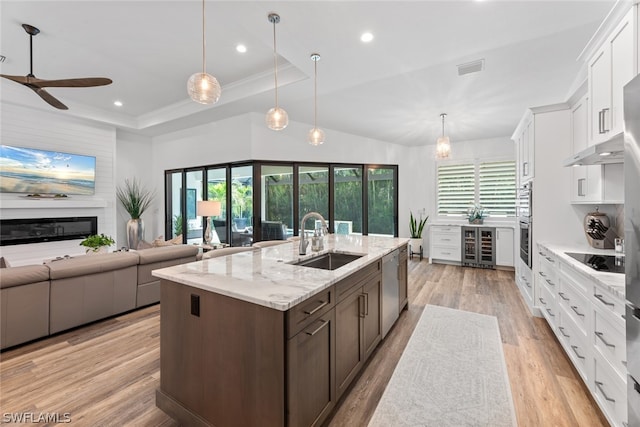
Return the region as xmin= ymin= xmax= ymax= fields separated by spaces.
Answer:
xmin=588 ymin=7 xmax=637 ymax=145
xmin=514 ymin=112 xmax=534 ymax=183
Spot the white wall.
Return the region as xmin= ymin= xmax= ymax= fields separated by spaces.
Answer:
xmin=115 ymin=130 xmax=156 ymax=247
xmin=0 ymin=103 xmax=117 ymax=265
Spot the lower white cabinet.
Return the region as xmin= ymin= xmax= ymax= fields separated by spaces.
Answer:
xmin=495 ymin=227 xmax=514 ymax=267
xmin=429 ymin=225 xmax=461 ymax=263
xmin=536 ymin=243 xmax=627 ymax=427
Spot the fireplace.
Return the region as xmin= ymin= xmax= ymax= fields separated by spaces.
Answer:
xmin=0 ymin=217 xmax=97 ymax=246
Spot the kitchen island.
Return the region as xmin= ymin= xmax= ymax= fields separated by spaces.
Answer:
xmin=152 ymin=234 xmax=409 ymax=427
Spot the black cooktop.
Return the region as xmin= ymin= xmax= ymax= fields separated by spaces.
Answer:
xmin=565 ymin=252 xmax=625 ymax=274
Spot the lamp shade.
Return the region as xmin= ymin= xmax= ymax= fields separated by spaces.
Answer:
xmin=197 ymin=200 xmax=222 ymax=217
xmin=188 ymin=72 xmax=221 ymax=104
xmin=266 ymin=106 xmax=288 ymax=130
xmin=436 ymin=136 xmax=451 ymax=159
xmin=307 ymin=127 xmax=325 ymax=145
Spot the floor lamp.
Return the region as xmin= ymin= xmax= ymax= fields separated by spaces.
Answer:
xmin=197 ymin=200 xmax=222 ymax=245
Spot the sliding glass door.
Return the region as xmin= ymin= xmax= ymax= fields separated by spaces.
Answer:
xmin=299 ymin=165 xmax=329 ymax=234
xmin=261 ymin=165 xmax=293 ymax=240
xmin=367 ymin=166 xmax=397 ymax=236
xmin=231 ymin=165 xmax=253 ymax=246
xmin=206 ymin=167 xmax=228 ymax=244
xmin=333 ymin=166 xmax=363 ymax=235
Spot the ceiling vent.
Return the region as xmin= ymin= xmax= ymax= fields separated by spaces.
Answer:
xmin=457 ymin=59 xmax=484 ymax=76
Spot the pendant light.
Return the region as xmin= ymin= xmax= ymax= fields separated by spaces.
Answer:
xmin=187 ymin=0 xmax=221 ymax=104
xmin=436 ymin=113 xmax=451 ymax=159
xmin=307 ymin=53 xmax=325 ymax=146
xmin=266 ymin=13 xmax=288 ymax=130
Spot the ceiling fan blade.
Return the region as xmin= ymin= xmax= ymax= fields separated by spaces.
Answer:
xmin=36 ymin=77 xmax=113 ymax=88
xmin=0 ymin=74 xmax=32 ymax=84
xmin=27 ymin=86 xmax=68 ymax=110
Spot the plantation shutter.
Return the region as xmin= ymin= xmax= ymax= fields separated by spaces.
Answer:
xmin=478 ymin=161 xmax=516 ymax=217
xmin=437 ymin=163 xmax=475 ymax=216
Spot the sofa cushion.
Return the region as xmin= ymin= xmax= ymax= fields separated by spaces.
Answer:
xmin=0 ymin=264 xmax=50 ymax=289
xmin=136 ymin=245 xmax=199 ymax=265
xmin=47 ymin=252 xmax=139 ymax=280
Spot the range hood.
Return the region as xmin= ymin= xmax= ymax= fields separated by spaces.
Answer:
xmin=563 ymin=133 xmax=624 ymax=167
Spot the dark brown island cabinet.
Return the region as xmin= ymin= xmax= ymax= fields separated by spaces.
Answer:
xmin=156 ymin=244 xmax=408 ymax=427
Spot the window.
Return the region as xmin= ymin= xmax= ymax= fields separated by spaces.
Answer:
xmin=437 ymin=160 xmax=516 ymax=218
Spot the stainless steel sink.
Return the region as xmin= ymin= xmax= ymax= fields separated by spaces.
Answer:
xmin=291 ymin=252 xmax=364 ymax=271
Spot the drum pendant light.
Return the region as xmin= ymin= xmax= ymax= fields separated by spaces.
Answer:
xmin=436 ymin=113 xmax=451 ymax=159
xmin=187 ymin=0 xmax=221 ymax=104
xmin=266 ymin=13 xmax=288 ymax=130
xmin=307 ymin=53 xmax=325 ymax=146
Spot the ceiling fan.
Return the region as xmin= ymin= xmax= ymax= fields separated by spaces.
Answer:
xmin=0 ymin=24 xmax=112 ymax=110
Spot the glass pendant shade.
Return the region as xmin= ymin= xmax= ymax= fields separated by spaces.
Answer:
xmin=266 ymin=106 xmax=289 ymax=130
xmin=188 ymin=72 xmax=221 ymax=104
xmin=307 ymin=127 xmax=325 ymax=145
xmin=436 ymin=136 xmax=451 ymax=159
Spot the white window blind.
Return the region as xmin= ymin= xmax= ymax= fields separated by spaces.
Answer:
xmin=437 ymin=160 xmax=516 ymax=218
xmin=437 ymin=164 xmax=475 ymax=216
xmin=479 ymin=161 xmax=516 ymax=217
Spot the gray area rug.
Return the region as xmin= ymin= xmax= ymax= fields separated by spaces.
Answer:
xmin=368 ymin=305 xmax=517 ymax=427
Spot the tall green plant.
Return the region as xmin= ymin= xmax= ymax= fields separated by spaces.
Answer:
xmin=409 ymin=211 xmax=429 ymax=238
xmin=116 ymin=178 xmax=155 ymax=219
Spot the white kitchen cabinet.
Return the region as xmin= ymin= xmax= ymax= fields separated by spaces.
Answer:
xmin=495 ymin=227 xmax=514 ymax=267
xmin=588 ymin=7 xmax=636 ymax=145
xmin=570 ymin=93 xmax=604 ymax=203
xmin=429 ymin=225 xmax=461 ymax=263
xmin=536 ymin=243 xmax=627 ymax=427
xmin=514 ymin=113 xmax=534 ymax=183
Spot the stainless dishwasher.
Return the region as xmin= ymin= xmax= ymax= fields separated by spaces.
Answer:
xmin=381 ymin=249 xmax=399 ymax=338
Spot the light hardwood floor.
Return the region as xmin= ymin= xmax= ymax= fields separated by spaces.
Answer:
xmin=0 ymin=260 xmax=608 ymax=426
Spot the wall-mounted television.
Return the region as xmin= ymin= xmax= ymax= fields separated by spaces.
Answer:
xmin=0 ymin=145 xmax=96 ymax=195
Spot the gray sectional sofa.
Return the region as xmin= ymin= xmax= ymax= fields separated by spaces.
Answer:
xmin=0 ymin=245 xmax=198 ymax=350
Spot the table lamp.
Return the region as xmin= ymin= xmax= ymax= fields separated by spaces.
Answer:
xmin=197 ymin=200 xmax=222 ymax=245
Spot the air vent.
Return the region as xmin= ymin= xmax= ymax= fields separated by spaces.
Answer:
xmin=457 ymin=59 xmax=484 ymax=76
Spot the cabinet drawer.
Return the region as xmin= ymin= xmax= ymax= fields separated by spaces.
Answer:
xmin=537 ymin=280 xmax=557 ymax=327
xmin=538 ymin=248 xmax=558 ymax=287
xmin=431 ymin=246 xmax=461 ymax=262
xmin=431 ymin=226 xmax=460 ymax=234
xmin=335 ymin=260 xmax=381 ymax=302
xmin=559 ymin=272 xmax=590 ymax=338
xmin=398 ymin=244 xmax=408 ymax=261
xmin=591 ymin=284 xmax=625 ymax=321
xmin=431 ymin=232 xmax=460 ymax=247
xmin=558 ymin=305 xmax=591 ymax=382
xmin=593 ymin=352 xmax=628 ymax=427
xmin=287 ymin=287 xmax=335 ymax=339
xmin=593 ymin=309 xmax=627 ymax=381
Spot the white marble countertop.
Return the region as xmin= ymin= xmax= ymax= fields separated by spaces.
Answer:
xmin=152 ymin=234 xmax=409 ymax=311
xmin=538 ymin=242 xmax=625 ymax=299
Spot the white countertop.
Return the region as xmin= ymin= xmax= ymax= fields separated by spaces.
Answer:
xmin=538 ymin=242 xmax=625 ymax=299
xmin=431 ymin=221 xmax=517 ymax=229
xmin=152 ymin=234 xmax=409 ymax=311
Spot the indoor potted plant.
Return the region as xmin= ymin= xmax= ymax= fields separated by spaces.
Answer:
xmin=409 ymin=211 xmax=429 ymax=253
xmin=467 ymin=203 xmax=487 ymax=224
xmin=116 ymin=178 xmax=155 ymax=250
xmin=80 ymin=233 xmax=115 ymax=254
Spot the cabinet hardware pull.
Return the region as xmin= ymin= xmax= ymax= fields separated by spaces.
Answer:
xmin=598 ymin=110 xmax=603 ymax=134
xmin=545 ymin=308 xmax=555 ymax=317
xmin=523 ymin=162 xmax=528 ymax=176
xmin=525 ymin=280 xmax=531 ymax=288
xmin=595 ymin=381 xmax=615 ymax=402
xmin=539 ymin=297 xmax=546 ymax=305
xmin=539 ymin=271 xmax=547 ymax=278
xmin=364 ymin=292 xmax=369 ymax=316
xmin=594 ymin=294 xmax=614 ymax=307
xmin=571 ymin=305 xmax=585 ymax=317
xmin=545 ymin=279 xmax=555 ymax=287
xmin=303 ymin=300 xmax=329 ymax=316
xmin=635 ymin=381 xmax=640 ymax=393
xmin=305 ymin=320 xmax=329 ymax=336
xmin=559 ymin=292 xmax=570 ymax=301
xmin=571 ymin=345 xmax=585 ymax=360
xmin=545 ymin=256 xmax=554 ymax=263
xmin=539 ymin=251 xmax=545 ymax=256
xmin=601 ymin=108 xmax=610 ymax=133
xmin=578 ymin=178 xmax=586 ymax=197
xmin=595 ymin=331 xmax=615 ymax=348
xmin=359 ymin=295 xmax=365 ymax=318
xmin=558 ymin=327 xmax=570 ymax=338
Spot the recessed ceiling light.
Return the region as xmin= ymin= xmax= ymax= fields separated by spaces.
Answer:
xmin=236 ymin=44 xmax=247 ymax=53
xmin=113 ymin=100 xmax=123 ymax=107
xmin=360 ymin=32 xmax=374 ymax=43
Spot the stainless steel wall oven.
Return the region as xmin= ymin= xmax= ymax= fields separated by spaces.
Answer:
xmin=518 ymin=182 xmax=532 ymax=268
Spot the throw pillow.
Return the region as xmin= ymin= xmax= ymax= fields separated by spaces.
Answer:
xmin=0 ymin=256 xmax=10 ymax=268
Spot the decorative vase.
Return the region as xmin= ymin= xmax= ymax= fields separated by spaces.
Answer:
xmin=127 ymin=218 xmax=145 ymax=250
xmin=469 ymin=218 xmax=484 ymax=224
xmin=86 ymin=246 xmax=108 ymax=255
xmin=410 ymin=237 xmax=423 ymax=252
